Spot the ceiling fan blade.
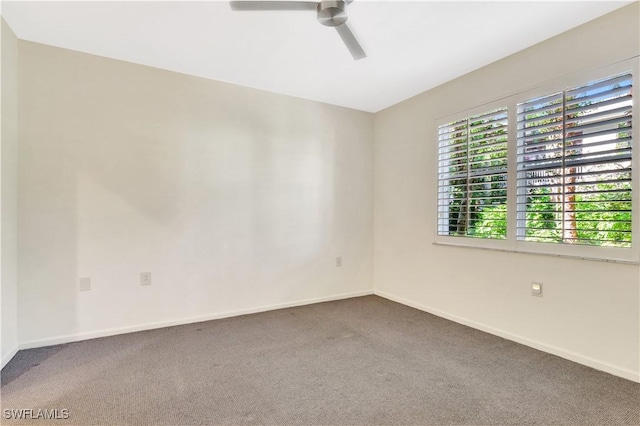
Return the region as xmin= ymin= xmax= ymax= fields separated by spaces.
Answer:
xmin=335 ymin=23 xmax=366 ymax=60
xmin=230 ymin=1 xmax=318 ymax=11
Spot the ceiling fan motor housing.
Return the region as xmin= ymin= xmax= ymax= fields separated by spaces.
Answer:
xmin=317 ymin=0 xmax=348 ymax=27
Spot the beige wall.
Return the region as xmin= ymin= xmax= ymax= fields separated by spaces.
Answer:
xmin=17 ymin=41 xmax=374 ymax=346
xmin=1 ymin=18 xmax=19 ymax=367
xmin=374 ymin=3 xmax=640 ymax=381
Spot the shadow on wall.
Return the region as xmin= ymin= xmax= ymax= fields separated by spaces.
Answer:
xmin=18 ymin=38 xmax=374 ymax=347
xmin=19 ymin=46 xmax=352 ymax=344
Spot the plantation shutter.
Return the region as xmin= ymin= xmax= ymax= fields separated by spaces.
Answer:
xmin=438 ymin=108 xmax=508 ymax=238
xmin=516 ymin=73 xmax=633 ymax=247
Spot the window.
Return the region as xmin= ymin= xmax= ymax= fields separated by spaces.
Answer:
xmin=437 ymin=108 xmax=508 ymax=239
xmin=435 ymin=62 xmax=637 ymax=262
xmin=517 ymin=73 xmax=633 ymax=247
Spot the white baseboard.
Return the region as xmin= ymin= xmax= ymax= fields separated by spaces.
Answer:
xmin=374 ymin=289 xmax=640 ymax=384
xmin=1 ymin=345 xmax=19 ymax=369
xmin=18 ymin=289 xmax=375 ymax=350
xmin=16 ymin=287 xmax=638 ymax=383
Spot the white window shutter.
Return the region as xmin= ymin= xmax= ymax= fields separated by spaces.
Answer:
xmin=516 ymin=73 xmax=633 ymax=247
xmin=438 ymin=108 xmax=508 ymax=238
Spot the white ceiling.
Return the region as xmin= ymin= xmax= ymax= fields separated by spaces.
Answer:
xmin=1 ymin=0 xmax=634 ymax=112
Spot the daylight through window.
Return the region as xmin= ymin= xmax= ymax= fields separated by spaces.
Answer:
xmin=438 ymin=108 xmax=508 ymax=239
xmin=516 ymin=73 xmax=633 ymax=247
xmin=436 ymin=68 xmax=636 ymax=260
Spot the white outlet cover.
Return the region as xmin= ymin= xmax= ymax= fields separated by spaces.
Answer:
xmin=141 ymin=272 xmax=151 ymax=286
xmin=79 ymin=277 xmax=91 ymax=291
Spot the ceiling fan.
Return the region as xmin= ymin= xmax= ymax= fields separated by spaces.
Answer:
xmin=229 ymin=0 xmax=366 ymax=60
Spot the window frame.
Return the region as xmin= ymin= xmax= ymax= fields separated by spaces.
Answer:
xmin=434 ymin=59 xmax=640 ymax=263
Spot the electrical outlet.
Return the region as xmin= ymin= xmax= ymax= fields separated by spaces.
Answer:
xmin=79 ymin=277 xmax=91 ymax=292
xmin=140 ymin=272 xmax=152 ymax=286
xmin=531 ymin=282 xmax=543 ymax=297
xmin=336 ymin=257 xmax=342 ymax=267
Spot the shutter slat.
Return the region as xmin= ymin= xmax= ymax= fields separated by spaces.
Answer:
xmin=564 ymin=115 xmax=631 ymax=135
xmin=565 ymin=130 xmax=632 ymax=145
xmin=565 ymin=98 xmax=632 ymax=123
xmin=519 ymin=129 xmax=564 ymax=145
xmin=567 ymin=83 xmax=632 ymax=105
xmin=566 ymin=74 xmax=632 ymax=97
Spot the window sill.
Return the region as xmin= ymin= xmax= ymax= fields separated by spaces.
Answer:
xmin=432 ymin=241 xmax=640 ymax=265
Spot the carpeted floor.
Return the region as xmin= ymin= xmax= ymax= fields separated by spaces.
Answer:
xmin=1 ymin=295 xmax=638 ymax=425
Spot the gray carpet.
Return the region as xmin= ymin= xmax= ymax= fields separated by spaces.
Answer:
xmin=1 ymin=295 xmax=638 ymax=425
